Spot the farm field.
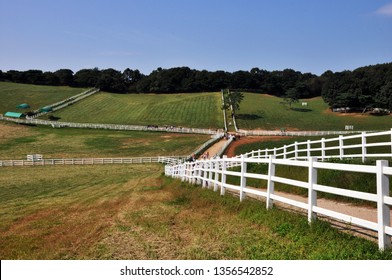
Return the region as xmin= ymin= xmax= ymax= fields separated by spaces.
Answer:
xmin=0 ymin=122 xmax=210 ymax=159
xmin=236 ymin=93 xmax=392 ymax=131
xmin=1 ymin=165 xmax=390 ymax=260
xmin=0 ymin=82 xmax=87 ymax=114
xmin=53 ymin=92 xmax=223 ymax=128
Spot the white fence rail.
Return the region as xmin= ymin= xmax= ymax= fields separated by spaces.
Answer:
xmin=28 ymin=88 xmax=100 ymax=118
xmin=0 ymin=156 xmax=186 ymax=167
xmin=0 ymin=115 xmax=221 ymax=135
xmin=165 ymin=130 xmax=392 ymax=250
xmin=237 ymin=129 xmax=392 ymax=163
xmin=238 ymin=129 xmax=371 ymax=137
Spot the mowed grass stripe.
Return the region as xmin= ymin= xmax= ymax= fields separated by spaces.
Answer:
xmin=54 ymin=92 xmax=223 ymax=128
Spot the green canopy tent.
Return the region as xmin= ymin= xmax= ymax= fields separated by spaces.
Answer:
xmin=16 ymin=103 xmax=30 ymax=109
xmin=4 ymin=112 xmax=25 ymax=118
xmin=39 ymin=106 xmax=53 ymax=113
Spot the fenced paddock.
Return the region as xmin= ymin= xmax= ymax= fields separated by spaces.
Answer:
xmin=28 ymin=88 xmax=100 ymax=118
xmin=0 ymin=115 xmax=220 ymax=135
xmin=0 ymin=156 xmax=186 ymax=167
xmin=165 ymin=130 xmax=392 ymax=250
xmin=236 ymin=129 xmax=392 ymax=163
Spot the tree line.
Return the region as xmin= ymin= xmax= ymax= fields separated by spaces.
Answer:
xmin=1 ymin=63 xmax=391 ymax=109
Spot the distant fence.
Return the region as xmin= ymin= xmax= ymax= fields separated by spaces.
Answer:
xmin=165 ymin=130 xmax=392 ymax=250
xmin=0 ymin=156 xmax=186 ymax=167
xmin=28 ymin=88 xmax=100 ymax=118
xmin=234 ymin=129 xmax=392 ymax=163
xmin=238 ymin=129 xmax=370 ymax=137
xmin=0 ymin=115 xmax=221 ymax=135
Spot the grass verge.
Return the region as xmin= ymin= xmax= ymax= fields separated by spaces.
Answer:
xmin=1 ymin=165 xmax=390 ymax=259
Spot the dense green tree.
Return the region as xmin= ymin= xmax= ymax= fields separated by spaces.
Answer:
xmin=54 ymin=69 xmax=74 ymax=86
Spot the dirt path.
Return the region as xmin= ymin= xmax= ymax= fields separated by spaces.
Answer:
xmin=198 ymin=139 xmax=227 ymax=159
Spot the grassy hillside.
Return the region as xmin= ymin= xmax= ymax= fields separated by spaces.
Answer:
xmin=53 ymin=92 xmax=223 ymax=128
xmin=1 ymin=165 xmax=390 ymax=260
xmin=0 ymin=82 xmax=86 ymax=114
xmin=0 ymin=122 xmax=210 ymax=159
xmin=237 ymin=93 xmax=392 ymax=131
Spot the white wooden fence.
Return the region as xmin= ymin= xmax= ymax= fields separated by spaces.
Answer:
xmin=0 ymin=156 xmax=186 ymax=167
xmin=165 ymin=131 xmax=392 ymax=250
xmin=0 ymin=115 xmax=221 ymax=135
xmin=236 ymin=129 xmax=392 ymax=163
xmin=238 ymin=129 xmax=370 ymax=137
xmin=28 ymin=88 xmax=100 ymax=118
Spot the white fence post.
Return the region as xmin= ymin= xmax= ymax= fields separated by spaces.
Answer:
xmin=208 ymin=161 xmax=213 ymax=188
xmin=339 ymin=135 xmax=344 ymax=160
xmin=202 ymin=162 xmax=208 ymax=188
xmin=221 ymin=156 xmax=227 ymax=196
xmin=214 ymin=159 xmax=219 ymax=192
xmin=308 ymin=157 xmax=318 ymax=222
xmin=361 ymin=132 xmax=367 ymax=163
xmin=294 ymin=142 xmax=298 ymax=159
xmin=390 ymin=128 xmax=392 ymax=159
xmin=376 ymin=160 xmax=391 ymax=250
xmin=307 ymin=140 xmax=311 ymax=159
xmin=283 ymin=145 xmax=287 ymax=159
xmin=191 ymin=163 xmax=196 ymax=184
xmin=321 ymin=138 xmax=326 ymax=161
xmin=266 ymin=155 xmax=275 ymax=209
xmin=240 ymin=155 xmax=247 ymax=202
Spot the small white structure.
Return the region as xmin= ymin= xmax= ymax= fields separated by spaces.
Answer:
xmin=345 ymin=125 xmax=354 ymax=130
xmin=27 ymin=154 xmax=43 ymax=161
xmin=301 ymin=102 xmax=308 ymax=106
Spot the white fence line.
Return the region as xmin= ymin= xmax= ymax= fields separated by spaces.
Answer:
xmin=0 ymin=156 xmax=186 ymax=167
xmin=165 ymin=130 xmax=392 ymax=250
xmin=28 ymin=88 xmax=100 ymax=118
xmin=236 ymin=129 xmax=392 ymax=163
xmin=0 ymin=115 xmax=221 ymax=135
xmin=238 ymin=129 xmax=371 ymax=137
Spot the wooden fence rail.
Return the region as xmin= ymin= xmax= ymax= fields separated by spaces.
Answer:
xmin=165 ymin=130 xmax=392 ymax=250
xmin=236 ymin=129 xmax=392 ymax=163
xmin=0 ymin=156 xmax=186 ymax=167
xmin=0 ymin=115 xmax=221 ymax=135
xmin=28 ymin=88 xmax=100 ymax=118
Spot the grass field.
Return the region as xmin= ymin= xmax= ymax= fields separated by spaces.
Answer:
xmin=0 ymin=122 xmax=210 ymax=159
xmin=236 ymin=93 xmax=392 ymax=131
xmin=53 ymin=92 xmax=223 ymax=128
xmin=1 ymin=165 xmax=390 ymax=260
xmin=0 ymin=82 xmax=87 ymax=114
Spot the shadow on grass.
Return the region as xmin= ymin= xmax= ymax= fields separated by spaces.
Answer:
xmin=237 ymin=114 xmax=263 ymax=120
xmin=291 ymin=108 xmax=312 ymax=112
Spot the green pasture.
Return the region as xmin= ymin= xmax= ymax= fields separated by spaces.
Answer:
xmin=1 ymin=165 xmax=390 ymax=260
xmin=0 ymin=122 xmax=210 ymax=159
xmin=53 ymin=92 xmax=223 ymax=128
xmin=236 ymin=93 xmax=392 ymax=131
xmin=0 ymin=82 xmax=86 ymax=114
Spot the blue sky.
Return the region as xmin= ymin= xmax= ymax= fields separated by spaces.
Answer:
xmin=0 ymin=0 xmax=391 ymax=75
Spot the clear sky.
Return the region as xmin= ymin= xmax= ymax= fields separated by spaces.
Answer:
xmin=1 ymin=0 xmax=391 ymax=75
